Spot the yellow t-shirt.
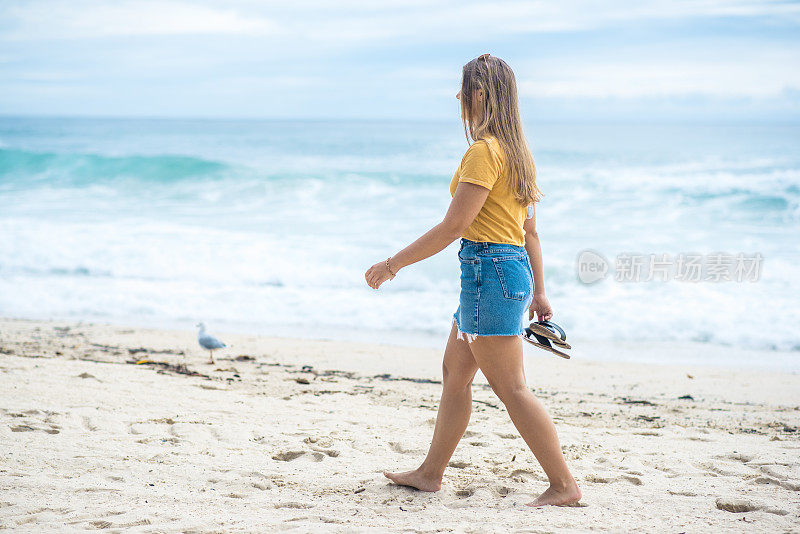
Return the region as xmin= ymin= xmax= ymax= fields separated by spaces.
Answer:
xmin=449 ymin=136 xmax=529 ymax=246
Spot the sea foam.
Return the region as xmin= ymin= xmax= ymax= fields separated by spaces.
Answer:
xmin=1 ymin=117 xmax=798 ymax=366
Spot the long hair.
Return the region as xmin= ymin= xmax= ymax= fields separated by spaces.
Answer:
xmin=461 ymin=54 xmax=543 ymax=204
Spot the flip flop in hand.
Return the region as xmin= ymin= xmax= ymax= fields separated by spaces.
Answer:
xmin=528 ymin=321 xmax=571 ymax=349
xmin=523 ymin=320 xmax=572 ymax=359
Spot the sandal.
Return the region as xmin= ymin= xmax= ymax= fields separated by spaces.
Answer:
xmin=527 ymin=320 xmax=571 ymax=349
xmin=523 ymin=321 xmax=571 ymax=359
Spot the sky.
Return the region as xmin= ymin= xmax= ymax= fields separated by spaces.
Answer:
xmin=1 ymin=0 xmax=799 ymax=121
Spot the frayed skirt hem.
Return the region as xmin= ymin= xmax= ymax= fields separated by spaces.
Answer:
xmin=451 ymin=317 xmax=525 ymax=344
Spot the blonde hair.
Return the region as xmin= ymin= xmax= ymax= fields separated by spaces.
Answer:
xmin=460 ymin=54 xmax=543 ymax=204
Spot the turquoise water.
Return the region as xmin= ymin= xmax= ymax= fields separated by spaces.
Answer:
xmin=1 ymin=116 xmax=798 ymax=364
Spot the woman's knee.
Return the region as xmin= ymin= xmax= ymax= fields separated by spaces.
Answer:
xmin=488 ymin=381 xmax=529 ymax=405
xmin=442 ymin=359 xmax=476 ymax=389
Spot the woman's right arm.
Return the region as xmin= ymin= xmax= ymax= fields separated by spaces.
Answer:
xmin=523 ymin=204 xmax=553 ymax=321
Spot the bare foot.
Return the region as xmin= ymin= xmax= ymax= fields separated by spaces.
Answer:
xmin=526 ymin=481 xmax=582 ymax=507
xmin=383 ymin=468 xmax=442 ymax=492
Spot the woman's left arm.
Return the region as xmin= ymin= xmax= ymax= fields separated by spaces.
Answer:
xmin=365 ymin=182 xmax=490 ymax=289
xmin=523 ymin=205 xmax=553 ymax=321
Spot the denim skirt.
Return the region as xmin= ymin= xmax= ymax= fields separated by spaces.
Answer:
xmin=452 ymin=238 xmax=534 ymax=343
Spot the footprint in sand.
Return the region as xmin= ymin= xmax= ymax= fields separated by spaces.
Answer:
xmin=206 ymin=471 xmax=273 ymax=499
xmin=699 ymin=461 xmax=752 ymax=478
xmin=585 ymin=474 xmax=614 ymax=484
xmin=585 ymin=474 xmax=642 ymax=485
xmin=509 ymin=468 xmax=540 ymax=478
xmin=303 ymin=436 xmax=340 ymax=457
xmin=304 ymin=435 xmax=333 ymax=447
xmin=272 ymin=450 xmax=306 ymax=461
xmin=389 ymin=442 xmax=419 ymax=454
xmin=245 ymin=471 xmax=273 ymax=491
xmin=81 ymin=416 xmax=98 ymax=432
xmin=495 ymin=485 xmax=512 ymax=496
xmin=116 ymin=519 xmax=152 ymax=528
xmin=716 ymin=499 xmax=752 ymax=513
xmin=715 ymin=498 xmax=788 ymax=516
xmin=76 ymin=372 xmax=100 ymax=381
xmin=653 ymin=464 xmax=681 ymax=477
xmin=633 ymin=431 xmax=661 ymax=436
xmin=448 ymin=461 xmax=470 ymax=469
xmin=757 ymin=463 xmax=797 ymax=481
xmin=274 ymin=501 xmax=315 ymax=509
xmin=9 ymin=422 xmax=60 ymax=434
xmin=5 ymin=408 xmax=63 ymax=435
xmin=723 ymin=452 xmax=754 ymax=463
xmin=753 ymin=476 xmax=800 ymax=491
xmin=454 ymin=487 xmax=475 ymax=498
xmin=508 ymin=468 xmax=546 ymax=483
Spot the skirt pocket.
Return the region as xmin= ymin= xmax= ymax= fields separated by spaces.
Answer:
xmin=492 ymin=255 xmax=532 ymax=301
xmin=459 ymin=256 xmax=479 ymax=286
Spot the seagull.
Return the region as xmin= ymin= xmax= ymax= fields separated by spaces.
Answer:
xmin=196 ymin=322 xmax=226 ymax=365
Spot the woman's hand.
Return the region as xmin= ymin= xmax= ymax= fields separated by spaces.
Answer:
xmin=365 ymin=259 xmax=396 ymax=290
xmin=528 ymin=293 xmax=553 ymax=322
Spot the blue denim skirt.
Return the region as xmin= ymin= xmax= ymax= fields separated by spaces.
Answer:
xmin=452 ymin=238 xmax=534 ymax=343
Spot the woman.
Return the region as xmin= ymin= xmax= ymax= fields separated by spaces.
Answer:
xmin=364 ymin=54 xmax=581 ymax=507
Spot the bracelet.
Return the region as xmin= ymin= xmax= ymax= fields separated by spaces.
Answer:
xmin=385 ymin=257 xmax=396 ymax=278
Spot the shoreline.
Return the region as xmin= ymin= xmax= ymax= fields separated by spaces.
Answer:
xmin=1 ymin=317 xmax=799 ymax=407
xmin=1 ymin=317 xmax=798 ymax=531
xmin=3 ymin=314 xmax=798 ymax=373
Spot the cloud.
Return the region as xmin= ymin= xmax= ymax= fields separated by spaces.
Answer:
xmin=1 ymin=1 xmax=277 ymax=39
xmin=1 ymin=0 xmax=799 ymax=119
xmin=517 ymin=53 xmax=800 ymax=98
xmin=4 ymin=0 xmax=799 ymax=44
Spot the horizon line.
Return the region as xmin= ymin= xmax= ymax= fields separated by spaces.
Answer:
xmin=2 ymin=113 xmax=799 ymax=127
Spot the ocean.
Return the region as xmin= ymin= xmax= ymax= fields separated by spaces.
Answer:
xmin=1 ymin=116 xmax=798 ymax=367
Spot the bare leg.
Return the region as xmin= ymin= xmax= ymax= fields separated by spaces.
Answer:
xmin=469 ymin=334 xmax=581 ymax=507
xmin=208 ymin=350 xmax=214 ymax=365
xmin=384 ymin=321 xmax=479 ymax=491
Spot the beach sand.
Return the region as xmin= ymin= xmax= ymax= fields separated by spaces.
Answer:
xmin=0 ymin=317 xmax=798 ymax=532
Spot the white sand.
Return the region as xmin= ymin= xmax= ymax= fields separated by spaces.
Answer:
xmin=0 ymin=317 xmax=798 ymax=532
